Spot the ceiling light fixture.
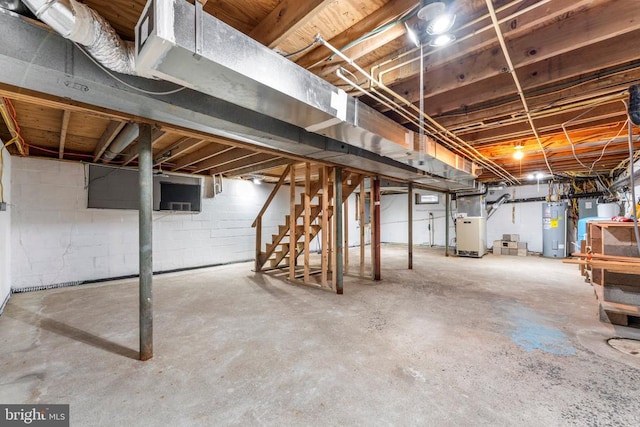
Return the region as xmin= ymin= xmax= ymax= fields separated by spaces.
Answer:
xmin=427 ymin=13 xmax=456 ymax=35
xmin=417 ymin=1 xmax=456 ymax=47
xmin=513 ymin=145 xmax=524 ymax=160
xmin=252 ymin=177 xmax=262 ymax=185
xmin=429 ymin=33 xmax=455 ymax=47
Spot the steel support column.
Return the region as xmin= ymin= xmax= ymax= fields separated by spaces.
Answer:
xmin=335 ymin=167 xmax=344 ymax=294
xmin=373 ymin=177 xmax=381 ymax=280
xmin=408 ymin=183 xmax=413 ymax=269
xmin=445 ymin=192 xmax=451 ymax=258
xmin=138 ymin=123 xmax=153 ymax=361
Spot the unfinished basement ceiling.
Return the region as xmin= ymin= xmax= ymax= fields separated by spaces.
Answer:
xmin=0 ymin=0 xmax=639 ymax=185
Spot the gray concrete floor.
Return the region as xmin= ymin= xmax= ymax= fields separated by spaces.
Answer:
xmin=1 ymin=244 xmax=639 ymax=426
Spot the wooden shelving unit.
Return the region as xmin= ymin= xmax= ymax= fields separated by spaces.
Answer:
xmin=587 ymin=221 xmax=640 ymax=326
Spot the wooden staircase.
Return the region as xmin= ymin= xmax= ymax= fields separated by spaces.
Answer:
xmin=253 ymin=165 xmax=362 ymax=276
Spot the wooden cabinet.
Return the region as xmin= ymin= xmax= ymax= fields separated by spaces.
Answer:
xmin=587 ymin=221 xmax=640 ymax=326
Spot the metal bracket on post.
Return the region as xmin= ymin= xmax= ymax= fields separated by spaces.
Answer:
xmin=194 ymin=0 xmax=204 ymax=59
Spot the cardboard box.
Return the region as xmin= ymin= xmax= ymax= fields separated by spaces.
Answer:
xmin=507 ymin=241 xmax=518 ymax=249
xmin=509 ymin=248 xmax=518 ymax=256
xmin=517 ymin=242 xmax=527 ymax=249
xmin=493 ymin=246 xmax=502 ymax=255
xmin=502 ymin=234 xmax=520 ymax=242
xmin=501 ymin=248 xmax=510 ymax=255
xmin=517 ymin=248 xmax=528 ymax=256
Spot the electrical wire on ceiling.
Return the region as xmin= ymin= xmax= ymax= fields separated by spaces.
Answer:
xmin=330 ymin=6 xmax=419 ymax=60
xmin=0 ymin=97 xmax=26 ymax=155
xmin=484 ymin=0 xmax=553 ymax=179
xmin=373 ymin=0 xmax=552 ymax=86
xmin=334 ymin=59 xmax=519 ymax=185
xmin=73 ymin=43 xmax=186 ymax=96
xmin=562 ymin=98 xmax=630 ymax=176
xmin=284 ymin=39 xmax=320 ymax=59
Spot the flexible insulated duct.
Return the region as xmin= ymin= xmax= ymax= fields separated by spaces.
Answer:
xmin=20 ymin=0 xmax=137 ymax=75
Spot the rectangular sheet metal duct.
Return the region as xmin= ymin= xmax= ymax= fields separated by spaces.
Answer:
xmin=135 ymin=0 xmax=479 ymax=185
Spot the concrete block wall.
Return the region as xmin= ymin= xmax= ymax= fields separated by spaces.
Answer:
xmin=486 ymin=184 xmax=550 ymax=253
xmin=380 ymin=185 xmax=548 ymax=252
xmin=0 ymin=144 xmax=11 ymax=312
xmin=10 ymin=157 xmax=291 ymax=290
xmin=380 ymin=192 xmax=452 ymax=247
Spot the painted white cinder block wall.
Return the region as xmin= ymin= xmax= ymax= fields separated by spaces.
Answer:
xmin=380 ymin=185 xmax=549 ymax=252
xmin=486 ymin=185 xmax=547 ymax=253
xmin=10 ymin=157 xmax=292 ymax=290
xmin=380 ymin=192 xmax=453 ymax=247
xmin=0 ymin=145 xmax=11 ymax=311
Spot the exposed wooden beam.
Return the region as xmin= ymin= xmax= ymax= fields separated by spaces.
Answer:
xmin=377 ymin=2 xmax=640 ymax=113
xmin=172 ymin=142 xmax=233 ymax=171
xmin=207 ymin=153 xmax=278 ymax=175
xmin=436 ymin=67 xmax=640 ymax=130
xmin=250 ymin=0 xmax=332 ymax=48
xmin=296 ymin=0 xmax=416 ymax=70
xmin=316 ymin=24 xmax=407 ymax=79
xmin=58 ymin=110 xmax=70 ymax=159
xmin=368 ymin=0 xmax=598 ymax=88
xmin=223 ymin=158 xmax=293 ymax=177
xmin=191 ymin=148 xmax=256 ymax=174
xmin=153 ymin=137 xmax=207 ymax=164
xmin=93 ymin=120 xmax=126 ymax=162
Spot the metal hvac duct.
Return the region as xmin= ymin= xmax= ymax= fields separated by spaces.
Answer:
xmin=135 ymin=0 xmax=479 ymax=185
xmin=103 ymin=122 xmax=139 ymax=161
xmin=20 ymin=0 xmax=137 ymax=75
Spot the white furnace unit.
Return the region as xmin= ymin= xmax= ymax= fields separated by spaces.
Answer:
xmin=456 ymin=217 xmax=487 ymax=258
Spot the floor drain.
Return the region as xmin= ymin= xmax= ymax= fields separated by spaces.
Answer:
xmin=607 ymin=338 xmax=640 ymax=357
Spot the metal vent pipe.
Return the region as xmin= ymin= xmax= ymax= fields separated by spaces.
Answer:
xmin=103 ymin=122 xmax=139 ymax=162
xmin=20 ymin=0 xmax=137 ymax=75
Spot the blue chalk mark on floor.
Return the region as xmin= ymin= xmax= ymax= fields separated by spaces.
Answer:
xmin=509 ymin=307 xmax=576 ymax=355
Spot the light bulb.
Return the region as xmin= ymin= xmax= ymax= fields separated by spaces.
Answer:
xmin=427 ymin=14 xmax=456 ymax=35
xmin=429 ymin=33 xmax=455 ymax=47
xmin=513 ymin=150 xmax=524 ymax=160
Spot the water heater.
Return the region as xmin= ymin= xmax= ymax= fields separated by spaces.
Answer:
xmin=542 ymin=202 xmax=568 ymax=258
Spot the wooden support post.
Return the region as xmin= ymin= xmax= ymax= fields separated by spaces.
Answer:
xmin=359 ymin=176 xmax=366 ymax=278
xmin=408 ymin=182 xmax=413 ymax=270
xmin=321 ymin=166 xmax=329 ymax=287
xmin=373 ymin=177 xmax=381 ymax=281
xmin=330 ymin=168 xmax=337 ymax=290
xmin=304 ymin=163 xmax=311 ymax=284
xmin=255 ymin=216 xmax=262 ymax=272
xmin=335 ymin=167 xmax=344 ymax=294
xmin=289 ymin=166 xmax=297 ymax=281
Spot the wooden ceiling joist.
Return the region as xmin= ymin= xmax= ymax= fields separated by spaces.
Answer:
xmin=250 ymin=0 xmax=332 ymax=48
xmin=172 ymin=142 xmax=234 ymax=171
xmin=208 ymin=153 xmax=280 ymax=176
xmin=224 ymin=158 xmax=294 ymax=177
xmin=58 ymin=110 xmax=70 ymax=159
xmin=295 ymin=0 xmax=416 ymax=70
xmin=191 ymin=148 xmax=257 ymax=174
